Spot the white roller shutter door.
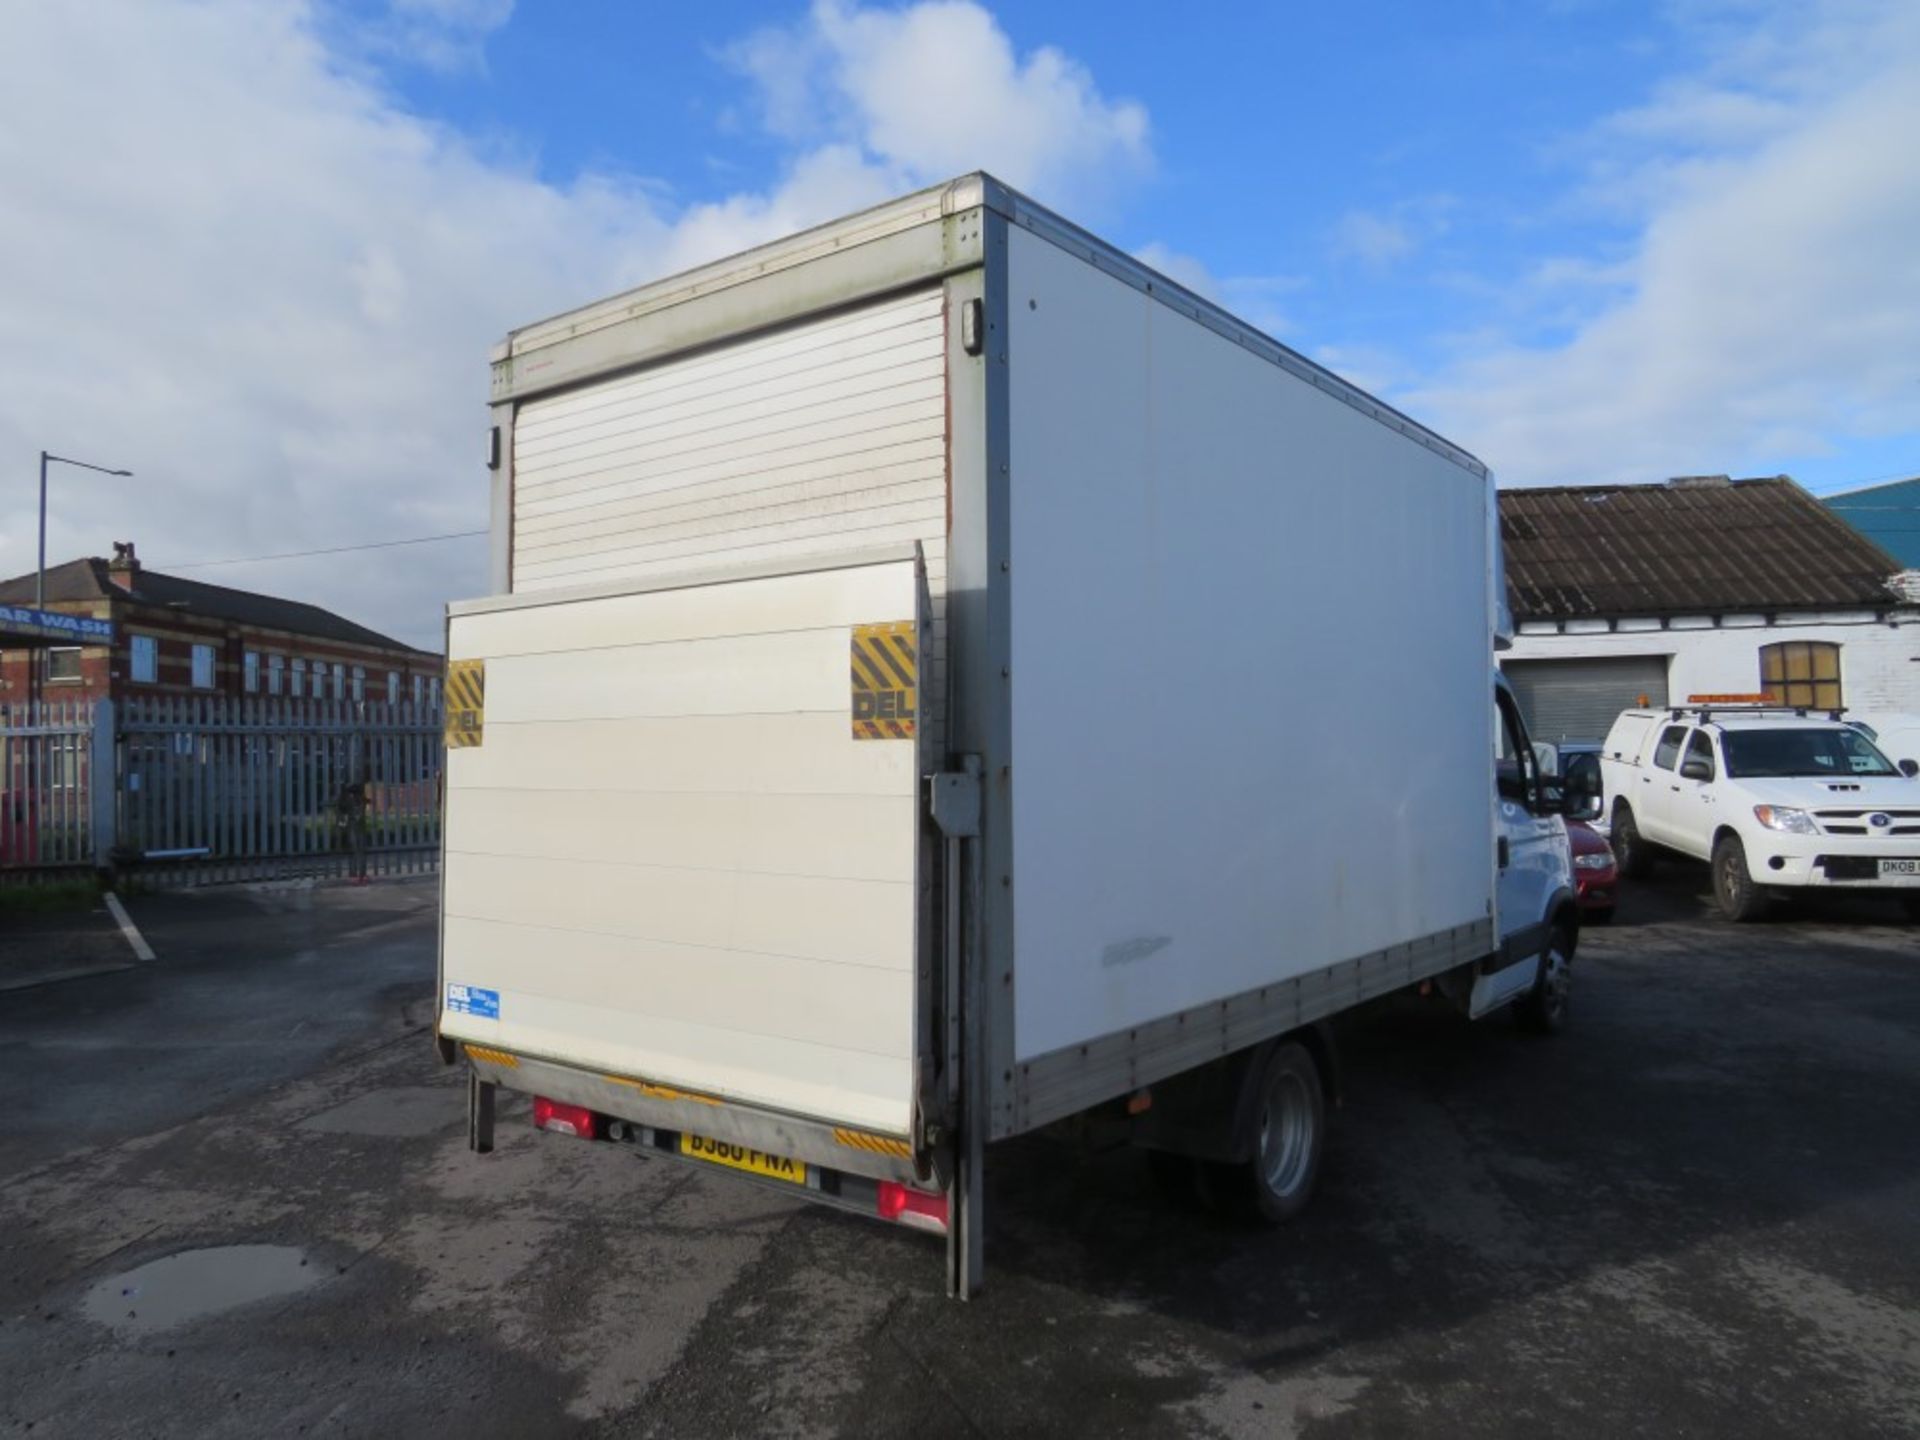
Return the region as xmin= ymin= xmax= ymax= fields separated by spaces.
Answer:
xmin=511 ymin=289 xmax=949 ymax=746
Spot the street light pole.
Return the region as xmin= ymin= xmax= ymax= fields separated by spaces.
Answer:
xmin=38 ymin=449 xmax=134 ymax=608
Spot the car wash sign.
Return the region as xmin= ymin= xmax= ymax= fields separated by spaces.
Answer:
xmin=0 ymin=605 xmax=113 ymax=646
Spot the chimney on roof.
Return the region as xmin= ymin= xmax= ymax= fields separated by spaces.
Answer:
xmin=108 ymin=540 xmax=141 ymax=592
xmin=1666 ymin=474 xmax=1732 ymax=489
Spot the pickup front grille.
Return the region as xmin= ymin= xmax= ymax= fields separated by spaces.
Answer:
xmin=1814 ymin=809 xmax=1920 ymax=838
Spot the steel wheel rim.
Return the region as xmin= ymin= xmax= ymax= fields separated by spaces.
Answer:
xmin=1258 ymin=1072 xmax=1313 ymax=1199
xmin=1539 ymin=944 xmax=1571 ymax=1019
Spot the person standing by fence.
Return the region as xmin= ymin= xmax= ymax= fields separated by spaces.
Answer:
xmin=335 ymin=777 xmax=369 ymax=885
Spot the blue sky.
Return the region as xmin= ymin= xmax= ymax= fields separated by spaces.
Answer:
xmin=3 ymin=0 xmax=1917 ymax=646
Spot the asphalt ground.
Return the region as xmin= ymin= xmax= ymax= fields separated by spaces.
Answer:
xmin=0 ymin=896 xmax=140 ymax=994
xmin=0 ymin=868 xmax=1915 ymax=1438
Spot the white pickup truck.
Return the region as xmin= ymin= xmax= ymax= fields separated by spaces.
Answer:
xmin=1601 ymin=703 xmax=1920 ymax=921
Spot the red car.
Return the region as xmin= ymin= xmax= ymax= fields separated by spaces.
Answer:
xmin=1569 ymin=820 xmax=1618 ymax=924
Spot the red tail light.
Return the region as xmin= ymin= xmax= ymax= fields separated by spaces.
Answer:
xmin=876 ymin=1181 xmax=948 ymax=1235
xmin=533 ymin=1096 xmax=599 ymax=1139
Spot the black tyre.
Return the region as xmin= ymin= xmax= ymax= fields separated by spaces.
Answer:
xmin=1145 ymin=1150 xmax=1203 ymax=1210
xmin=1206 ymin=1042 xmax=1326 ymax=1224
xmin=1516 ymin=926 xmax=1573 ymax=1035
xmin=1712 ymin=834 xmax=1770 ymax=922
xmin=1611 ymin=803 xmax=1655 ymax=879
xmin=1901 ymin=895 xmax=1920 ymax=923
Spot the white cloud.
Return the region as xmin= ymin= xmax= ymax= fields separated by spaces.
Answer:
xmin=1403 ymin=0 xmax=1920 ymax=487
xmin=1331 ymin=211 xmax=1416 ymax=266
xmin=1329 ymin=196 xmax=1456 ymax=269
xmin=0 ymin=0 xmax=1149 ymax=650
xmin=729 ymin=0 xmax=1150 ymax=213
xmin=347 ymin=0 xmax=516 ymax=73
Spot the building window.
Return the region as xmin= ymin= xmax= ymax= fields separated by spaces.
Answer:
xmin=268 ymin=655 xmax=284 ymax=696
xmin=429 ymin=676 xmax=441 ymax=707
xmin=291 ymin=658 xmax=306 ymax=698
xmin=387 ymin=670 xmax=400 ymax=704
xmin=1760 ymin=641 xmax=1842 ymax=710
xmin=45 ymin=647 xmax=82 ymax=683
xmin=351 ymin=666 xmax=365 ymax=703
xmin=411 ymin=674 xmax=423 ymax=706
xmin=191 ymin=644 xmax=216 ymax=689
xmin=244 ymin=651 xmax=260 ymax=693
xmin=131 ymin=634 xmax=158 ymax=684
xmin=331 ymin=662 xmax=345 ymax=701
xmin=51 ymin=736 xmax=83 ymax=790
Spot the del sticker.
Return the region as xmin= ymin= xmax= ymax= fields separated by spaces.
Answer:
xmin=445 ymin=983 xmax=500 ymax=1020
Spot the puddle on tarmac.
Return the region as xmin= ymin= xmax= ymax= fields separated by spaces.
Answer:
xmin=83 ymin=1245 xmax=323 ymax=1336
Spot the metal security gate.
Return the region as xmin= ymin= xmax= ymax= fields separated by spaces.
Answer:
xmin=1504 ymin=655 xmax=1670 ymax=745
xmin=117 ymin=697 xmax=444 ymax=886
xmin=0 ymin=700 xmax=106 ymax=879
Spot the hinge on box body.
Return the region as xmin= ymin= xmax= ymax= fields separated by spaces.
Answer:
xmin=919 ymin=757 xmax=982 ymax=1188
xmin=929 ymin=764 xmax=981 ymax=837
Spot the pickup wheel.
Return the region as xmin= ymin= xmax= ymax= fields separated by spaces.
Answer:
xmin=1611 ymin=803 xmax=1655 ymax=879
xmin=1516 ymin=925 xmax=1573 ymax=1035
xmin=1207 ymin=1042 xmax=1326 ymax=1224
xmin=1712 ymin=835 xmax=1770 ymax=922
xmin=1901 ymin=895 xmax=1920 ymax=923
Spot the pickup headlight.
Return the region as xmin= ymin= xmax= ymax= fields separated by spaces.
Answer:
xmin=1573 ymin=851 xmax=1613 ymax=870
xmin=1753 ymin=805 xmax=1818 ymax=834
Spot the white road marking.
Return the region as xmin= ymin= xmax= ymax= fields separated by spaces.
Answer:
xmin=104 ymin=891 xmax=157 ymax=963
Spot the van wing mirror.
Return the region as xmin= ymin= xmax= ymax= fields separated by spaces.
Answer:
xmin=1566 ymin=790 xmax=1603 ymax=823
xmin=1680 ymin=757 xmax=1714 ymax=782
xmin=1900 ymin=758 xmax=1919 ymax=778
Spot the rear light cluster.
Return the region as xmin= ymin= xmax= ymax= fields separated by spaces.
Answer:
xmin=877 ymin=1181 xmax=948 ymax=1235
xmin=532 ymin=1096 xmax=599 ymax=1139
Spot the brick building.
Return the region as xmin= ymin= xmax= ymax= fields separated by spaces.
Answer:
xmin=0 ymin=542 xmax=441 ymax=707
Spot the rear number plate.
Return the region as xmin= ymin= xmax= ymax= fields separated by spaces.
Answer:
xmin=1882 ymin=859 xmax=1920 ymax=878
xmin=680 ymin=1132 xmax=807 ymax=1185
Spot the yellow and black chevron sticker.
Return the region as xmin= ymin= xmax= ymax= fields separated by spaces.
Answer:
xmin=850 ymin=621 xmax=917 ymax=741
xmin=445 ymin=658 xmax=486 ymax=749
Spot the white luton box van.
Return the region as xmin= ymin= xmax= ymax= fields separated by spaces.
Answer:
xmin=435 ymin=174 xmax=1586 ymax=1297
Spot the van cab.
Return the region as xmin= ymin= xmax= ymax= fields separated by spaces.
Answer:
xmin=1600 ymin=702 xmax=1920 ymax=921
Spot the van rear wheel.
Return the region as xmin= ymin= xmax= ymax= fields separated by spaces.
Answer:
xmin=1207 ymin=1042 xmax=1326 ymax=1224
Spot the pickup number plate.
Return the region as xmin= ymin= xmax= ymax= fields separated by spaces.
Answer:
xmin=679 ymin=1132 xmax=807 ymax=1185
xmin=1881 ymin=859 xmax=1920 ymax=878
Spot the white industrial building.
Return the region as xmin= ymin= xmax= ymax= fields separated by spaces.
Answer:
xmin=1499 ymin=475 xmax=1920 ymax=744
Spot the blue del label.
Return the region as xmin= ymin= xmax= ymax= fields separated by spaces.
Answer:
xmin=445 ymin=983 xmax=500 ymax=1020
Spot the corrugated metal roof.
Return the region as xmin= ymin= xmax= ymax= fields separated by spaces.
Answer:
xmin=0 ymin=557 xmax=428 ymax=654
xmin=1500 ymin=476 xmax=1907 ymax=622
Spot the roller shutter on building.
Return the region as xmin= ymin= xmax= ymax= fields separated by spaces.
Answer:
xmin=1503 ymin=656 xmax=1670 ymax=744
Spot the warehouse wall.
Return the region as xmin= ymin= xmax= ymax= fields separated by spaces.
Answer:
xmin=1503 ymin=611 xmax=1920 ymax=721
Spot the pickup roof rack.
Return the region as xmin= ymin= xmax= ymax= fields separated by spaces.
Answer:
xmin=1666 ymin=698 xmax=1847 ymax=724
